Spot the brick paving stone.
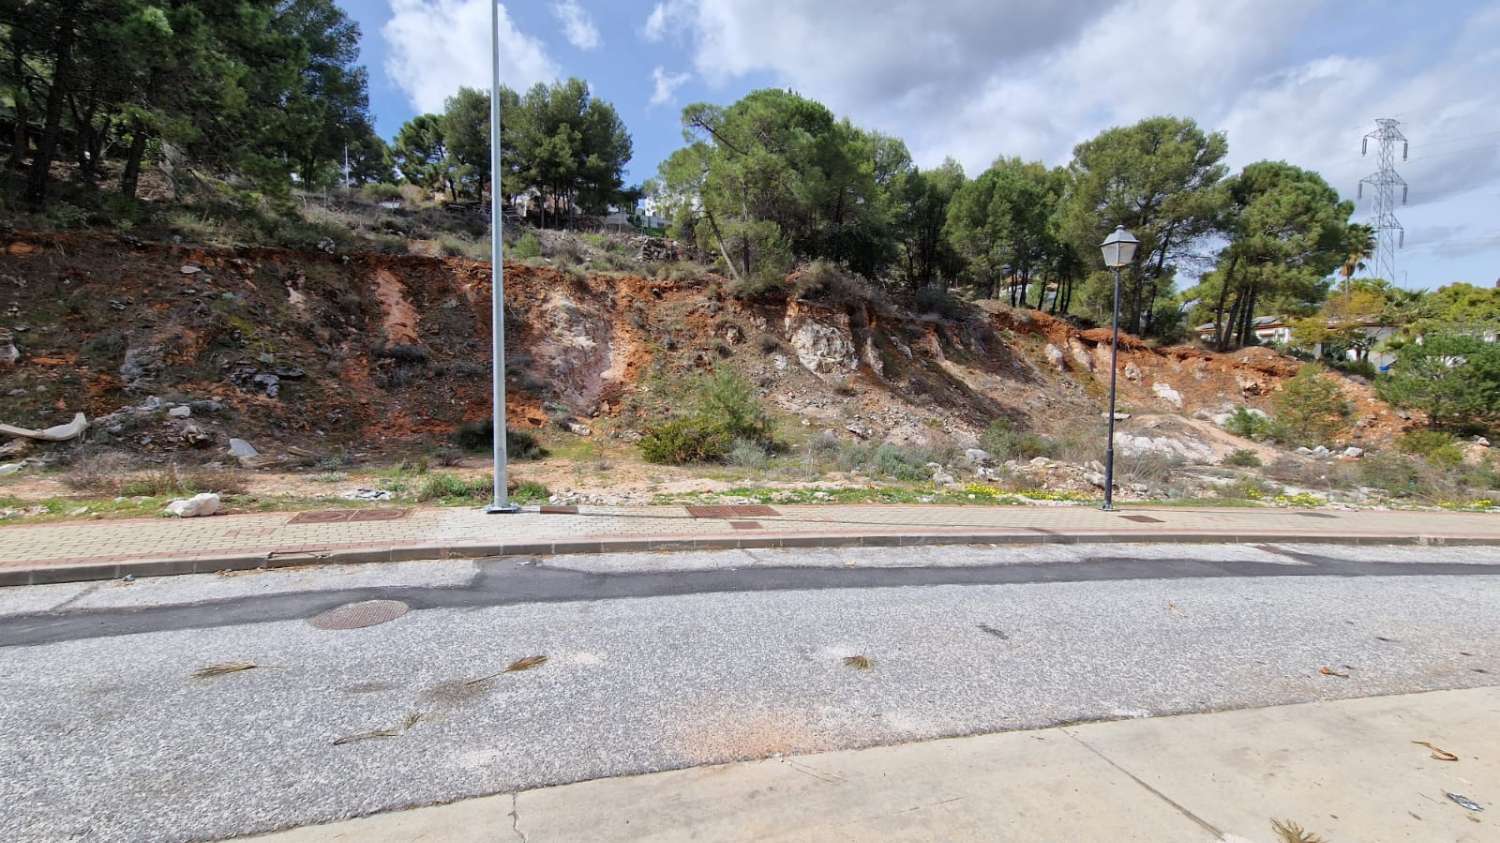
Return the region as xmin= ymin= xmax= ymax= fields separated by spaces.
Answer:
xmin=1 ymin=505 xmax=1498 ymax=577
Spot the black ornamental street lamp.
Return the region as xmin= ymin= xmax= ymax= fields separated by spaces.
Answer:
xmin=1099 ymin=224 xmax=1140 ymax=511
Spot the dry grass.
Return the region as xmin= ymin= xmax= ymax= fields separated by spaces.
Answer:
xmin=1271 ymin=818 xmax=1326 ymax=843
xmin=843 ymin=655 xmax=873 ymax=670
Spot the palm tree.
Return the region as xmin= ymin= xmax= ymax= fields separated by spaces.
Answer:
xmin=1338 ymin=222 xmax=1377 ymax=317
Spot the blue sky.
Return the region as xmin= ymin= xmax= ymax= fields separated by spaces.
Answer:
xmin=336 ymin=1 xmax=1500 ymax=290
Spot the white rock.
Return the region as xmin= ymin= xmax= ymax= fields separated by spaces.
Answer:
xmin=1295 ymin=447 xmax=1314 ymax=455
xmin=0 ymin=463 xmax=20 ymax=476
xmin=227 ymin=438 xmax=259 ymax=459
xmin=930 ymin=469 xmax=958 ymax=486
xmin=1312 ymin=445 xmax=1331 ymax=457
xmin=1044 ymin=344 xmax=1066 ymax=371
xmin=165 ymin=492 xmax=220 ymax=518
xmin=179 ymin=264 xmax=202 ymax=275
xmin=564 ymin=420 xmax=592 ymax=436
xmin=168 ymin=405 xmax=192 ymax=418
xmin=1343 ymin=446 xmax=1364 ymax=458
xmin=1124 ymin=362 xmax=1142 ymax=382
xmin=1151 ymin=382 xmax=1183 ymax=408
xmin=961 ymin=448 xmax=992 ymax=468
xmin=1474 ymin=436 xmax=1491 ymax=448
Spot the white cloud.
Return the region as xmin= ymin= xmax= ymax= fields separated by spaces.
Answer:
xmin=382 ymin=0 xmax=557 ymax=114
xmin=645 ymin=0 xmax=1500 ymax=285
xmin=552 ymin=0 xmax=601 ymax=50
xmin=643 ymin=1 xmax=694 ymax=41
xmin=650 ymin=66 xmax=691 ymax=106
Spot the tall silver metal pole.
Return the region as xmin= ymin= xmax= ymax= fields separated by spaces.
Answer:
xmin=486 ymin=0 xmax=517 ymax=514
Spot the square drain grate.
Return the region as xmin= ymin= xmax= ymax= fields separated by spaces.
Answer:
xmin=686 ymin=505 xmax=781 ymax=519
xmin=349 ymin=508 xmax=409 ymax=522
xmin=540 ymin=505 xmax=579 ymax=514
xmin=1120 ymin=514 xmax=1164 ymax=523
xmin=729 ymin=520 xmax=762 ymax=530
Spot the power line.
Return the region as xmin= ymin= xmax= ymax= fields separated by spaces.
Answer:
xmin=1358 ymin=118 xmax=1409 ymax=284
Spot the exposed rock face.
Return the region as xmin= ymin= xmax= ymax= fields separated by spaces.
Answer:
xmin=1112 ymin=432 xmax=1215 ymax=464
xmin=1152 ymin=382 xmax=1184 ymax=408
xmin=1124 ymin=362 xmax=1143 ymax=382
xmin=119 ymin=345 xmax=163 ymax=390
xmin=784 ymin=301 xmax=857 ymax=377
xmin=0 ymin=328 xmax=16 ymax=366
xmin=1044 ymin=344 xmax=1066 ymax=371
xmin=1067 ymin=338 xmax=1093 ymax=371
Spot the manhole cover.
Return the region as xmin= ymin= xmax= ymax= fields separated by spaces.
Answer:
xmin=686 ymin=505 xmax=781 ymax=519
xmin=729 ymin=520 xmax=762 ymax=530
xmin=1120 ymin=514 xmax=1164 ymax=523
xmin=309 ymin=600 xmax=410 ymax=630
xmin=1295 ymin=512 xmax=1337 ymax=518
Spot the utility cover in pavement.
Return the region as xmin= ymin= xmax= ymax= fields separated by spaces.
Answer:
xmin=1295 ymin=512 xmax=1338 ymax=518
xmin=308 ymin=600 xmax=410 ymax=630
xmin=685 ymin=505 xmax=781 ymax=518
xmin=1120 ymin=514 xmax=1164 ymax=523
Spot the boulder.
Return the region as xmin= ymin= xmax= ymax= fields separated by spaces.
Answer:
xmin=1312 ymin=445 xmax=1331 ymax=457
xmin=960 ymin=448 xmax=992 ymax=468
xmin=0 ymin=463 xmax=20 ymax=476
xmin=1124 ymin=362 xmax=1142 ymax=382
xmin=168 ymin=405 xmax=192 ymax=418
xmin=1151 ymin=382 xmax=1183 ymax=408
xmin=563 ymin=420 xmax=592 ymax=437
xmin=1113 ymin=432 xmax=1215 ymax=464
xmin=1044 ymin=344 xmax=1066 ymax=371
xmin=227 ymin=438 xmax=259 ymax=460
xmin=165 ymin=492 xmax=220 ymax=518
xmin=1067 ymin=338 xmax=1094 ymax=371
xmin=1342 ymin=446 xmax=1365 ymax=458
xmin=0 ymin=328 xmax=16 ymax=366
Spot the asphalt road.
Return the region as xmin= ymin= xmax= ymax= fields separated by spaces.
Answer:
xmin=1 ymin=543 xmax=1498 ymax=842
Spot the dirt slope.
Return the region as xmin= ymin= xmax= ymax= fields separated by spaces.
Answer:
xmin=0 ymin=231 xmax=1410 ymax=464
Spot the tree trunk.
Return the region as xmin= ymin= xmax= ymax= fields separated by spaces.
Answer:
xmin=25 ymin=4 xmax=78 ymax=207
xmin=119 ymin=124 xmax=150 ymax=199
xmin=6 ymin=51 xmax=26 ymax=172
xmin=1211 ymin=256 xmax=1239 ymax=350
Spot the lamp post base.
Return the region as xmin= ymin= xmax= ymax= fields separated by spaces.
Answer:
xmin=485 ymin=503 xmax=521 ymax=514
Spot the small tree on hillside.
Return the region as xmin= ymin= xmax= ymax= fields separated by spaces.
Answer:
xmin=1271 ymin=364 xmax=1352 ymax=447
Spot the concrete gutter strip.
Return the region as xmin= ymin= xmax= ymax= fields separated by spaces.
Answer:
xmin=4 ymin=529 xmax=1500 ymax=586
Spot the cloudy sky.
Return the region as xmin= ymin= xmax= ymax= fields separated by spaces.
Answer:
xmin=338 ymin=0 xmax=1500 ymax=289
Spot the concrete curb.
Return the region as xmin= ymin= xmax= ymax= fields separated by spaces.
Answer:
xmin=5 ymin=529 xmax=1500 ymax=586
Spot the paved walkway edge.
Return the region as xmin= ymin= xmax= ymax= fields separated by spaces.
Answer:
xmin=243 ymin=686 xmax=1500 ymax=842
xmin=7 ymin=528 xmax=1500 ymax=586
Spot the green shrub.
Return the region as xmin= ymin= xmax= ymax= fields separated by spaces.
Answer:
xmin=695 ymin=368 xmax=773 ymax=444
xmin=1225 ymin=448 xmax=1262 ymax=467
xmin=1398 ymin=430 xmax=1464 ymax=468
xmin=512 ymin=232 xmax=542 ymax=259
xmin=1224 ymin=406 xmax=1274 ymax=441
xmin=872 ymin=444 xmax=933 ymax=481
xmin=512 ymin=480 xmax=550 ymax=503
xmin=639 ymin=418 xmax=733 ymax=464
xmin=980 ymin=420 xmax=1058 ymax=461
xmin=361 ymin=183 xmax=403 ymax=203
xmin=727 ymin=438 xmax=770 ymax=470
xmin=415 ymin=472 xmax=484 ymax=501
xmin=1271 ymin=364 xmax=1352 ymax=448
xmin=914 ymin=285 xmax=965 ymax=319
xmin=1358 ymin=451 xmax=1426 ymax=498
xmin=792 ymin=259 xmax=870 ymax=304
xmin=453 ymin=421 xmax=548 ymax=459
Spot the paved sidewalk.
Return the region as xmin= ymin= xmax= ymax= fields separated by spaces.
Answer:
xmin=3 ymin=503 xmax=1499 ymax=585
xmin=247 ymin=686 xmax=1499 ymax=842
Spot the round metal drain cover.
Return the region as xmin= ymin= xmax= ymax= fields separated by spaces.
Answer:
xmin=309 ymin=599 xmax=410 ymax=630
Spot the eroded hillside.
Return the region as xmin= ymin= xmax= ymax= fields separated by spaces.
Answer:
xmin=0 ymin=231 xmax=1411 ymax=469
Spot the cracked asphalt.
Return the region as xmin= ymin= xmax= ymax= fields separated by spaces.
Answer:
xmin=1 ymin=542 xmax=1498 ymax=842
